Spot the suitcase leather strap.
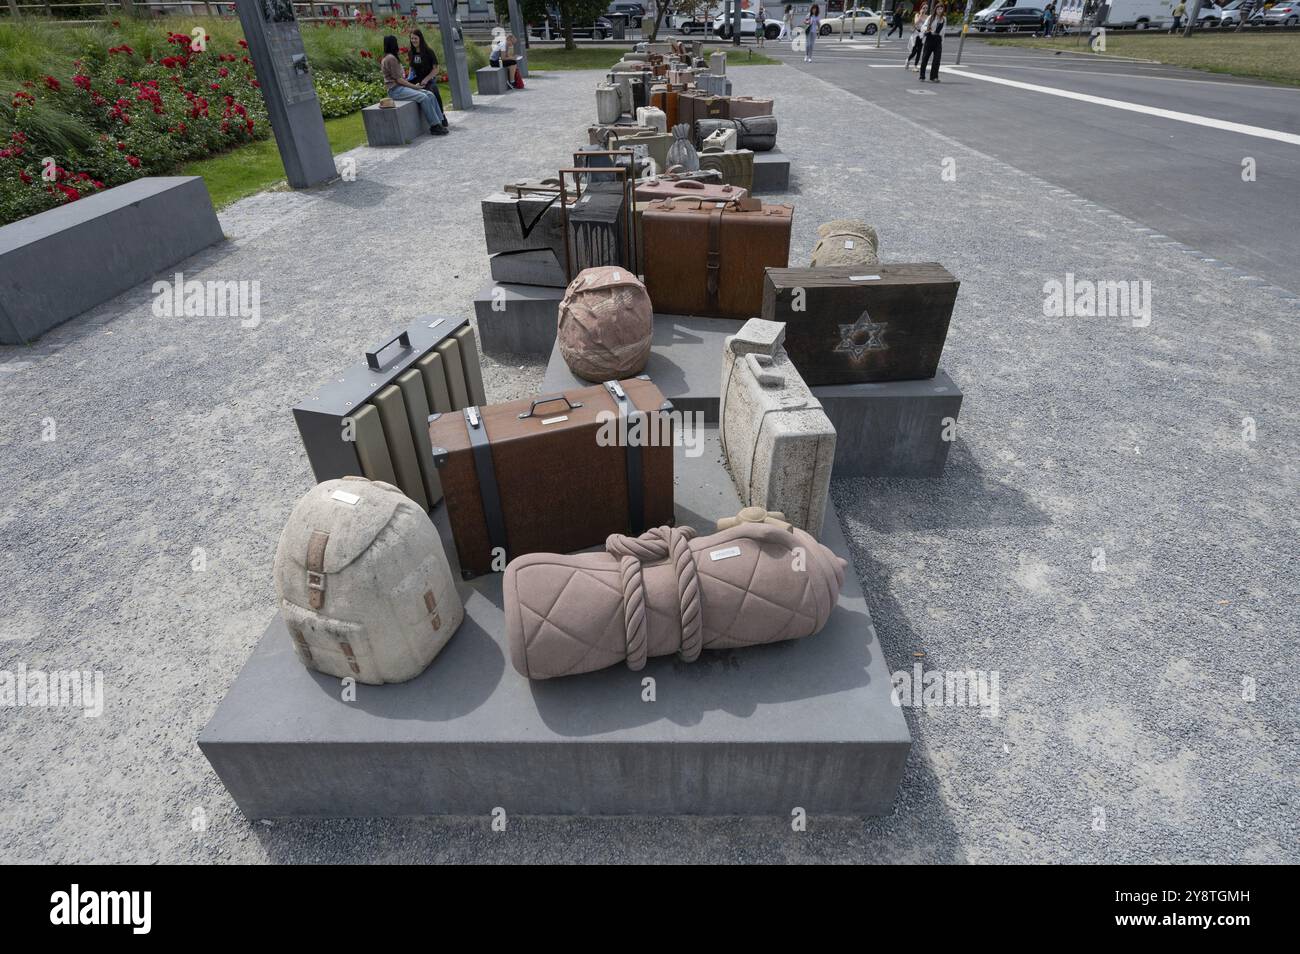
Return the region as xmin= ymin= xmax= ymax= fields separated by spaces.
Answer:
xmin=706 ymin=206 xmax=724 ymax=308
xmin=306 ymin=530 xmax=329 ymax=610
xmin=464 ymin=407 xmax=509 ymax=565
xmin=605 ymin=380 xmax=646 ymax=535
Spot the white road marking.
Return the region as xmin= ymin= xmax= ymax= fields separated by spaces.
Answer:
xmin=946 ymin=67 xmax=1300 ymax=145
xmin=949 ymin=61 xmax=1300 ymax=92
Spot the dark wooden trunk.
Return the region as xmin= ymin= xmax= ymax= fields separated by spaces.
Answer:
xmin=761 ymin=264 xmax=960 ymax=386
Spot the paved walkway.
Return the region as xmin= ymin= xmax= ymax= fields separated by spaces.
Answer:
xmin=1 ymin=64 xmax=1295 ymax=863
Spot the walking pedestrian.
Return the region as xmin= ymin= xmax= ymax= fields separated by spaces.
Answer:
xmin=905 ymin=2 xmax=928 ymax=70
xmin=781 ymin=4 xmax=794 ymax=39
xmin=757 ymin=3 xmax=768 ymax=47
xmin=1170 ymin=0 xmax=1186 ymax=31
xmin=804 ymin=4 xmax=822 ymax=63
xmin=887 ymin=3 xmax=908 ymax=38
xmin=918 ymin=2 xmax=945 ymax=83
xmin=1042 ymin=1 xmax=1056 ymax=36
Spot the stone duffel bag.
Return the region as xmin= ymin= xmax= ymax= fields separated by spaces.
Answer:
xmin=503 ymin=508 xmax=847 ymax=679
xmin=810 ymin=218 xmax=880 ymax=267
xmin=719 ymin=318 xmax=836 ymax=538
xmin=557 ymin=266 xmax=654 ymax=383
xmin=696 ymin=115 xmax=778 ymax=152
xmin=274 ymin=476 xmax=464 ymax=684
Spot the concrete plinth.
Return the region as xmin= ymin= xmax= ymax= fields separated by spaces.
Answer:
xmin=362 ymin=100 xmax=426 ymax=147
xmin=472 ymin=281 xmax=564 ymax=356
xmin=198 ymin=429 xmax=910 ymax=818
xmin=542 ymin=314 xmax=743 ymax=423
xmin=752 ymin=148 xmax=791 ymax=193
xmin=476 ymin=66 xmax=510 ymax=95
xmin=0 ymin=176 xmax=223 ymax=346
xmin=815 ymin=370 xmax=964 ymax=477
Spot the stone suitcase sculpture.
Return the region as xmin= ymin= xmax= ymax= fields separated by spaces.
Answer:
xmin=635 ymin=105 xmax=667 ymax=133
xmin=429 ymin=378 xmax=675 ymax=578
xmin=596 ymin=82 xmax=622 ymax=124
xmin=695 ymin=116 xmax=777 ymax=151
xmin=482 ymin=190 xmax=568 ymax=260
xmin=701 ymin=127 xmax=738 ymax=153
xmin=728 ymin=96 xmax=774 ymax=119
xmin=503 ymin=508 xmax=847 ymax=679
xmin=558 ymin=267 xmax=654 ymax=383
xmin=719 ymin=319 xmax=835 ymax=537
xmin=292 ymin=317 xmax=487 ymax=514
xmin=633 ymin=176 xmax=744 ymax=202
xmin=761 ymin=264 xmax=960 ymax=385
xmin=274 ymin=477 xmax=464 ymax=685
xmin=810 ymin=219 xmax=880 ymax=267
xmin=698 ymin=148 xmax=755 ymax=194
xmin=642 ymin=195 xmax=793 ymax=320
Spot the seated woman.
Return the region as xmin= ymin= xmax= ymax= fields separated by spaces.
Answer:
xmin=490 ymin=32 xmax=521 ymax=89
xmin=380 ymin=34 xmax=447 ymax=135
xmin=407 ymin=29 xmax=446 ymax=119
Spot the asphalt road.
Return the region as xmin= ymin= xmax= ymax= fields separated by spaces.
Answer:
xmin=762 ymin=34 xmax=1300 ymax=292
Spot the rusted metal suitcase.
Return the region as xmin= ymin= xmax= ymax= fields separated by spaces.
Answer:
xmin=760 ymin=264 xmax=961 ymax=385
xmin=642 ymin=195 xmax=793 ymax=320
xmin=429 ymin=378 xmax=675 ymax=578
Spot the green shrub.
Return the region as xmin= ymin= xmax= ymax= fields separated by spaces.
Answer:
xmin=314 ymin=70 xmax=386 ymax=119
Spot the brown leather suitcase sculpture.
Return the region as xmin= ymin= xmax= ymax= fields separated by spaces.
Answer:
xmin=430 ymin=378 xmax=675 ymax=578
xmin=642 ymin=196 xmax=793 ymax=320
xmin=633 ymin=176 xmax=746 ymax=202
xmin=650 ymin=87 xmax=679 ymax=130
xmin=728 ymin=96 xmax=774 ymax=119
xmin=760 ymin=264 xmax=960 ymax=385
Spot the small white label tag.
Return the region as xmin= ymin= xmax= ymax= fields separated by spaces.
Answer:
xmin=330 ymin=490 xmax=361 ymax=506
xmin=427 ymin=318 xmax=445 ymax=329
xmin=849 ymin=274 xmax=882 ymax=282
xmin=581 ymin=194 xmax=591 ymax=204
xmin=541 ymin=415 xmax=569 ymax=425
xmin=843 ymin=239 xmax=855 ymax=249
xmin=612 ymin=270 xmax=621 ymax=281
xmin=709 ymin=546 xmax=742 ymax=562
xmin=715 ymin=201 xmax=726 ymax=208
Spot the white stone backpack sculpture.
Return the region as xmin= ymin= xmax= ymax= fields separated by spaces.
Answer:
xmin=274 ymin=476 xmax=464 ymax=685
xmin=719 ymin=319 xmax=836 ymax=538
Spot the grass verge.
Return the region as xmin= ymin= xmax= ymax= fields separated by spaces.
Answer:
xmin=982 ymin=33 xmax=1300 ymax=87
xmin=178 ymin=111 xmax=368 ymax=209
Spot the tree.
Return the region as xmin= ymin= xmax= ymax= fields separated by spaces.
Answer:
xmin=646 ymin=0 xmax=670 ymax=40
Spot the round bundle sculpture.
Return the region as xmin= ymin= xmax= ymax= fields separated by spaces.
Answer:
xmin=557 ymin=266 xmax=654 ymax=383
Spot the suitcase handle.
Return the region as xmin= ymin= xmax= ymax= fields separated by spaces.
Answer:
xmin=365 ymin=331 xmax=412 ymax=371
xmin=517 ymin=393 xmax=584 ymax=420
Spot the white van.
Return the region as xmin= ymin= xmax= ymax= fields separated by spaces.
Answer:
xmin=1060 ymin=0 xmax=1173 ymax=28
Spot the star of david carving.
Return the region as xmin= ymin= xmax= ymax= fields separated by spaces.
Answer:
xmin=834 ymin=309 xmax=889 ymax=360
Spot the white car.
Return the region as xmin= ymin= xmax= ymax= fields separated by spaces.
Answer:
xmin=818 ymin=7 xmax=890 ymax=35
xmin=712 ymin=10 xmax=783 ymax=39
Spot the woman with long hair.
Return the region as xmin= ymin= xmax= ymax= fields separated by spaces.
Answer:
xmin=804 ymin=3 xmax=821 ymax=63
xmin=906 ymin=2 xmax=928 ymax=71
xmin=380 ymin=34 xmax=447 ymax=134
xmin=918 ymin=2 xmax=946 ymax=83
xmin=407 ymin=29 xmax=446 ymax=120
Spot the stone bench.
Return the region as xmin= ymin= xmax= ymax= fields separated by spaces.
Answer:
xmin=361 ymin=99 xmax=426 ymax=147
xmin=475 ymin=65 xmax=510 ymax=95
xmin=0 ymin=176 xmax=223 ymax=345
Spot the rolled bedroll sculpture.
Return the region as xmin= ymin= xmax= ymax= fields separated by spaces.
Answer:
xmin=503 ymin=508 xmax=848 ymax=680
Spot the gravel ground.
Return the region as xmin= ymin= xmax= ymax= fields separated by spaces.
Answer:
xmin=1 ymin=65 xmax=1296 ymax=864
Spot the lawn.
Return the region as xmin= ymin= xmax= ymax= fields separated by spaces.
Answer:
xmin=178 ymin=110 xmax=371 ymax=209
xmin=983 ymin=32 xmax=1300 ymax=87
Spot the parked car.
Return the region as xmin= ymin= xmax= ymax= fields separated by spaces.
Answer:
xmin=1216 ymin=0 xmax=1254 ymax=27
xmin=1254 ymin=1 xmax=1299 ymax=24
xmin=529 ymin=15 xmax=617 ymax=39
xmin=712 ymin=9 xmax=783 ymax=38
xmin=818 ymin=7 xmax=889 ymax=34
xmin=973 ymin=0 xmax=1021 ymax=26
xmin=607 ymin=2 xmax=647 ymax=27
xmin=1194 ymin=2 xmax=1226 ymax=26
xmin=978 ymin=5 xmax=1047 ymax=29
xmin=675 ymin=13 xmax=715 ymax=34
